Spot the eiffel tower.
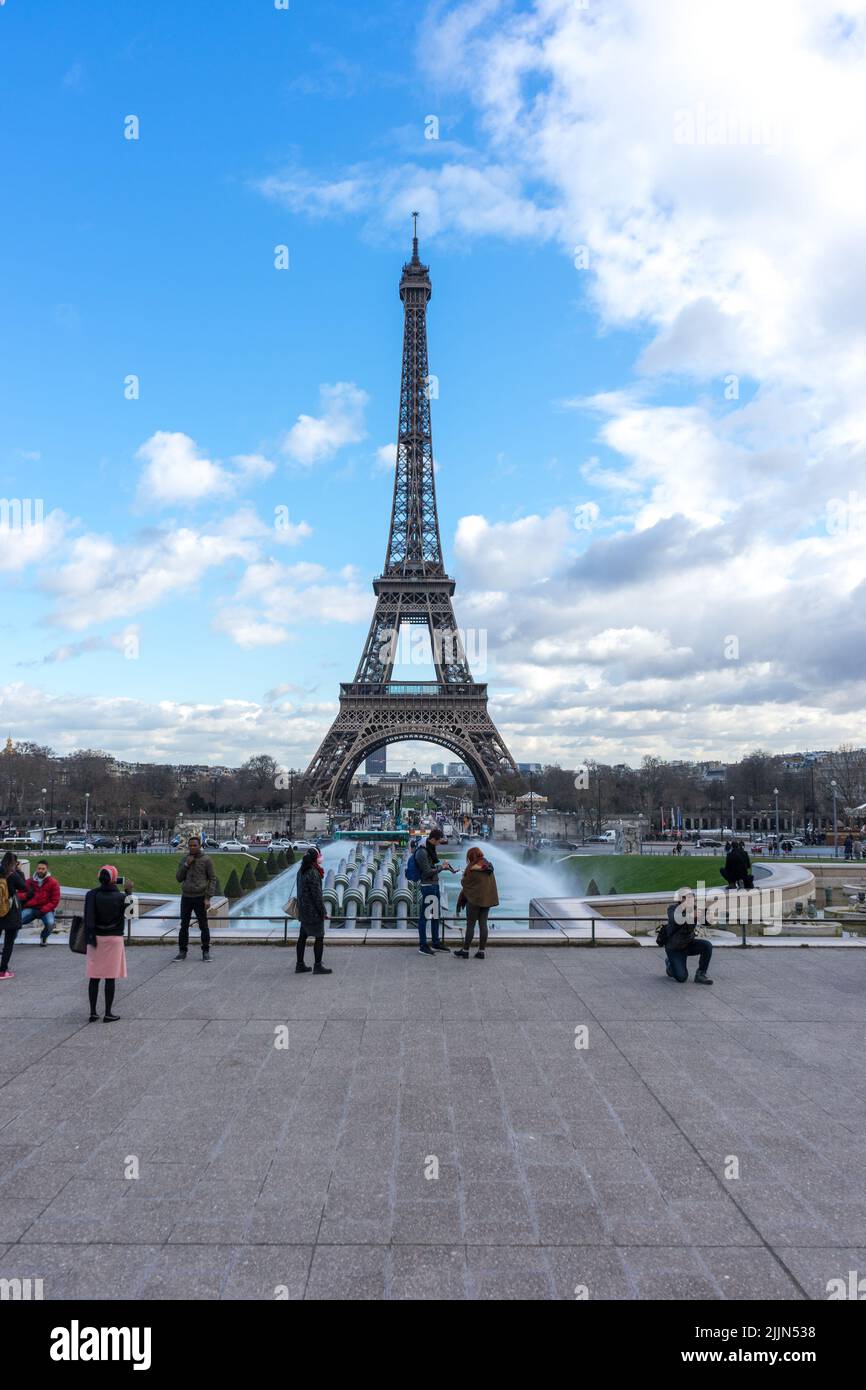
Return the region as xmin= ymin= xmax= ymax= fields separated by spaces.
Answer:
xmin=303 ymin=216 xmax=519 ymax=806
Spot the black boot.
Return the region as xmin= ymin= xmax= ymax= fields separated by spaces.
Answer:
xmin=313 ymin=963 xmax=332 ymax=975
xmin=295 ymin=962 xmax=311 ymax=973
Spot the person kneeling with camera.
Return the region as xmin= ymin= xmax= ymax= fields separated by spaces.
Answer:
xmin=663 ymin=888 xmax=713 ymax=985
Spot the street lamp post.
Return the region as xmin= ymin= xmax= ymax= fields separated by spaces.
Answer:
xmin=729 ymin=794 xmax=735 ymax=838
xmin=528 ymin=772 xmax=534 ymax=844
xmin=831 ymin=779 xmax=838 ymax=857
xmin=41 ymin=787 xmax=47 ymax=852
xmin=212 ymin=776 xmax=218 ymax=846
xmin=84 ymin=792 xmax=90 ymax=843
xmin=774 ymin=787 xmax=780 ymax=850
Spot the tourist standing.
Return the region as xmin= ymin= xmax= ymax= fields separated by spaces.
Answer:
xmin=414 ymin=827 xmax=456 ymax=956
xmin=0 ymin=852 xmax=27 ymax=980
xmin=295 ymin=847 xmax=331 ymax=975
xmin=84 ymin=865 xmax=129 ymax=1021
xmin=844 ymin=834 xmax=854 ymax=861
xmin=722 ymin=840 xmax=750 ymax=889
xmin=453 ymin=846 xmax=499 ymax=959
xmin=19 ymin=859 xmax=61 ymax=945
xmin=174 ymin=835 xmax=215 ymax=961
xmin=663 ymin=889 xmax=714 ymax=984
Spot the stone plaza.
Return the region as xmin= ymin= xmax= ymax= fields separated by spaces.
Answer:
xmin=1 ymin=942 xmax=864 ymax=1300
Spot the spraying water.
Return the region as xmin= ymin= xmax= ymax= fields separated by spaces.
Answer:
xmin=461 ymin=840 xmax=575 ymax=924
xmin=228 ymin=837 xmax=578 ymax=930
xmin=229 ymin=841 xmax=347 ymax=920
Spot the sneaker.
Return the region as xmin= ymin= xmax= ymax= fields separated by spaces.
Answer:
xmin=694 ymin=971 xmax=714 ymax=985
xmin=0 ymin=971 xmax=14 ymax=980
xmin=173 ymin=951 xmax=187 ymax=961
xmin=39 ymin=940 xmax=48 ymax=948
xmin=312 ymin=964 xmax=333 ymax=975
xmin=295 ymin=962 xmax=311 ymax=973
xmin=418 ymin=945 xmax=434 ymax=956
xmin=453 ymin=949 xmax=469 ymax=959
xmin=432 ymin=942 xmax=450 ymax=952
xmin=474 ymin=950 xmax=486 ymax=959
xmin=201 ymin=951 xmax=211 ymax=962
xmin=89 ymin=1013 xmax=98 ymax=1022
xmin=103 ymin=1012 xmax=120 ymax=1022
xmin=665 ymin=964 xmax=674 ymax=978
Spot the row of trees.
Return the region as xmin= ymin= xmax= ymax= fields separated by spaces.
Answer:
xmin=3 ymin=740 xmax=865 ymax=832
xmin=493 ymin=747 xmax=866 ymax=829
xmin=0 ymin=745 xmax=306 ymax=831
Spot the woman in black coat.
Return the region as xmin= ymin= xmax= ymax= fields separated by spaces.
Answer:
xmin=0 ymin=851 xmax=27 ymax=979
xmin=295 ymin=848 xmax=332 ymax=976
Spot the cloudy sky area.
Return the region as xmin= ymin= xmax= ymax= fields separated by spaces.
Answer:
xmin=1 ymin=0 xmax=865 ymax=772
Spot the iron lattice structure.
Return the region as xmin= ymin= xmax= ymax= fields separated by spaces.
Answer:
xmin=304 ymin=220 xmax=519 ymax=806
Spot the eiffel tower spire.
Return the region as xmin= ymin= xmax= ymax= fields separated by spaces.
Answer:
xmin=354 ymin=217 xmax=467 ymax=685
xmin=382 ymin=213 xmax=441 ymax=575
xmin=303 ymin=221 xmax=519 ymax=805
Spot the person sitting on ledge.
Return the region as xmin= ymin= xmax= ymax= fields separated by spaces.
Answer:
xmin=664 ymin=888 xmax=713 ymax=985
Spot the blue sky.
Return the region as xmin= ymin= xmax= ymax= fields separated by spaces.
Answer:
xmin=1 ymin=0 xmax=864 ymax=772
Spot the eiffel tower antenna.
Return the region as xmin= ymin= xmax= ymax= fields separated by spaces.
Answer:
xmin=303 ymin=227 xmax=518 ymax=806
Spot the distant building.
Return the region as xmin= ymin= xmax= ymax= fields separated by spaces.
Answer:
xmin=517 ymin=762 xmax=542 ymax=774
xmin=365 ymin=748 xmax=387 ymax=776
xmin=447 ymin=761 xmax=471 ymax=779
xmin=701 ymin=763 xmax=728 ymax=782
xmin=431 ymin=762 xmax=445 ymax=775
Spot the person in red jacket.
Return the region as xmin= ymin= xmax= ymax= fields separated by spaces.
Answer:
xmin=20 ymin=860 xmax=62 ymax=945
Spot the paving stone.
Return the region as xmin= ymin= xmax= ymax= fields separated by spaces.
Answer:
xmin=221 ymin=1245 xmax=314 ymax=1300
xmin=2 ymin=944 xmax=865 ymax=1300
xmin=0 ymin=1243 xmax=160 ymax=1300
xmin=304 ymin=1244 xmax=388 ymax=1300
xmin=390 ymin=1244 xmax=467 ymax=1300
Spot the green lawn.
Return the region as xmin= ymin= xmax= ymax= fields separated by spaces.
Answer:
xmin=24 ymin=852 xmax=265 ymax=896
xmin=557 ymin=853 xmax=729 ymax=895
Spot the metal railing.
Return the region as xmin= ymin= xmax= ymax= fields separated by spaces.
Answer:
xmin=44 ymin=909 xmax=822 ymax=949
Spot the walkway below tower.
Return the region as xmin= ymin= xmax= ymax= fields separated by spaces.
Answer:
xmin=0 ymin=946 xmax=862 ymax=1299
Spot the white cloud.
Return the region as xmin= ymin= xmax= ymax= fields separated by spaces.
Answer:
xmin=19 ymin=625 xmax=141 ymax=667
xmin=0 ymin=681 xmax=334 ymax=768
xmin=454 ymin=510 xmax=571 ymax=588
xmin=212 ymin=608 xmax=291 ymax=650
xmin=136 ymin=432 xmax=275 ymax=506
xmin=374 ymin=442 xmax=397 ymax=472
xmin=281 ymin=383 xmax=369 ymax=466
xmin=0 ymin=507 xmax=69 ymax=573
xmin=214 ymin=557 xmax=374 ymax=649
xmin=45 ymin=516 xmax=260 ymax=630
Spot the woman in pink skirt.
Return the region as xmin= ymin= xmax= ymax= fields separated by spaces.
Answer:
xmin=83 ymin=865 xmax=128 ymax=1022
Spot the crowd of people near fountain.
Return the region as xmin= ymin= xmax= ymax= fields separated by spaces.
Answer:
xmin=0 ymin=829 xmax=505 ymax=1019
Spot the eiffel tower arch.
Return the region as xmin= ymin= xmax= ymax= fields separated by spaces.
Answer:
xmin=303 ymin=217 xmax=519 ymax=808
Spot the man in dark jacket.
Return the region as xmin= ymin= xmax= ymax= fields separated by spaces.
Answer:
xmin=664 ymin=889 xmax=713 ymax=984
xmin=174 ymin=836 xmax=216 ymax=961
xmin=414 ymin=828 xmax=456 ymax=956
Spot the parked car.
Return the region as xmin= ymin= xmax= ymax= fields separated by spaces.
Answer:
xmin=217 ymin=839 xmax=249 ymax=852
xmin=290 ymin=840 xmax=316 ymax=853
xmin=64 ymin=840 xmax=96 ymax=852
xmin=91 ymin=835 xmax=117 ymax=849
